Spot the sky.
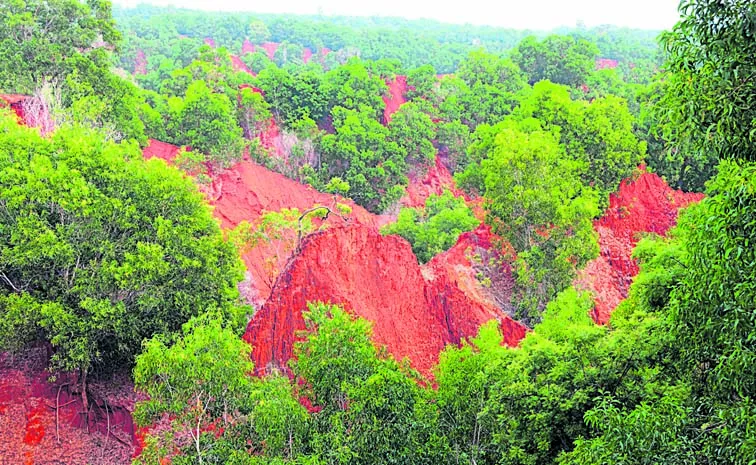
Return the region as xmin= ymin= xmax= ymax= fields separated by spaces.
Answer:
xmin=113 ymin=0 xmax=682 ymax=31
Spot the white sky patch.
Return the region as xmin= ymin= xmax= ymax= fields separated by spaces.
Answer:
xmin=114 ymin=0 xmax=682 ymax=31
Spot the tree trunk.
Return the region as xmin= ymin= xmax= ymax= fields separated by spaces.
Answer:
xmin=81 ymin=367 xmax=89 ymax=432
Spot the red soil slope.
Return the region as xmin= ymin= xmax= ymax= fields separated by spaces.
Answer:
xmin=0 ymin=94 xmax=28 ymax=122
xmin=319 ymin=47 xmax=331 ymax=64
xmin=425 ymin=224 xmax=514 ymax=315
xmin=142 ymin=138 xmax=181 ymax=162
xmin=204 ymin=37 xmax=216 ymax=48
xmin=576 ymin=171 xmax=704 ymax=323
xmin=303 ymin=47 xmax=313 ymax=64
xmin=242 ymin=39 xmax=255 ymax=55
xmin=596 ymin=58 xmax=619 ymax=70
xmin=382 ymin=75 xmax=408 ymax=124
xmin=401 ymin=155 xmax=467 ymax=208
xmin=134 ymin=49 xmax=147 ymax=75
xmin=261 ymin=42 xmax=280 ymax=60
xmin=230 ymin=55 xmax=255 ymax=76
xmin=0 ymin=348 xmax=137 ymax=464
xmin=142 ymin=139 xmax=377 ymax=304
xmin=258 ymin=117 xmax=285 ymax=159
xmin=243 ymin=225 xmax=527 ymax=378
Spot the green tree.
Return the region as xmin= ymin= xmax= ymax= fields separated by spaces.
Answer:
xmin=665 ymin=161 xmax=756 ymax=463
xmin=455 ymin=50 xmax=527 ymax=127
xmin=406 ymin=64 xmax=437 ymax=100
xmin=237 ymin=86 xmax=272 ymax=139
xmin=658 ymin=0 xmax=756 ymax=162
xmin=174 ymin=79 xmax=244 ymax=167
xmin=0 ymin=112 xmax=244 ymax=410
xmin=512 ymin=35 xmax=600 ymax=87
xmin=436 ymin=120 xmax=471 ymax=173
xmin=319 ymin=107 xmax=407 ymax=212
xmin=513 ymin=81 xmax=646 ymax=199
xmin=248 ymin=18 xmax=271 ymax=44
xmin=637 ymin=81 xmax=717 ymax=192
xmin=134 ymin=315 xmax=254 ymax=465
xmin=437 ymin=288 xmax=613 ymax=465
xmin=382 ymin=190 xmax=478 ymax=263
xmin=388 ymin=101 xmax=437 ymax=168
xmin=322 ymin=59 xmax=388 ymax=120
xmin=458 ymin=120 xmax=599 ymax=320
xmin=0 ymin=0 xmax=120 ymax=93
xmin=293 ymin=302 xmax=446 ymax=465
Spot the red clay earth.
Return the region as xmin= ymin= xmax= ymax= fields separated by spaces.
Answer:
xmin=319 ymin=47 xmax=331 ymax=64
xmin=134 ymin=49 xmax=147 ymax=75
xmin=203 ymin=37 xmax=216 ymax=48
xmin=0 ymin=93 xmax=28 ymax=122
xmin=242 ymin=39 xmax=256 ymax=55
xmin=382 ymin=75 xmax=408 ymax=124
xmin=0 ymin=348 xmax=137 ymax=464
xmin=576 ymin=170 xmax=704 ymax=323
xmin=230 ymin=55 xmax=255 ymax=76
xmin=258 ymin=116 xmax=285 ymax=159
xmin=401 ymin=155 xmax=467 ymax=208
xmin=595 ymin=58 xmax=619 ymax=70
xmin=243 ymin=224 xmax=527 ymax=378
xmin=260 ymin=42 xmax=280 ymax=60
xmin=142 ymin=138 xmax=378 ymax=305
xmin=303 ymin=47 xmax=313 ymax=64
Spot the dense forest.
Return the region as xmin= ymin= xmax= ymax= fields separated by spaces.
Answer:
xmin=0 ymin=0 xmax=754 ymax=464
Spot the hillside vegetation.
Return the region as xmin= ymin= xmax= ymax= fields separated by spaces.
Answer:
xmin=0 ymin=0 xmax=754 ymax=464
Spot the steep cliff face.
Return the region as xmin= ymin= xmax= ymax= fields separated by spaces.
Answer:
xmin=142 ymin=139 xmax=377 ymax=303
xmin=243 ymin=225 xmax=526 ymax=378
xmin=382 ymin=75 xmax=408 ymax=124
xmin=576 ymin=171 xmax=704 ymax=323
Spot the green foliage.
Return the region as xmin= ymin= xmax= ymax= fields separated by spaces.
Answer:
xmin=319 ymin=107 xmax=406 ymax=212
xmin=293 ymin=302 xmax=446 ymax=465
xmin=0 ymin=0 xmax=120 ymax=94
xmin=637 ymin=81 xmax=717 ymax=192
xmin=437 ymin=288 xmax=614 ymax=465
xmin=459 ymin=120 xmax=599 ymax=320
xmin=382 ymin=190 xmax=478 ymax=263
xmin=666 ymin=160 xmax=756 ymax=462
xmin=658 ymin=0 xmax=756 ymax=163
xmin=322 ymin=59 xmax=388 ymax=120
xmin=256 ymin=66 xmax=329 ymax=127
xmin=0 ymin=0 xmax=147 ymax=143
xmin=134 ymin=313 xmax=253 ymax=426
xmin=512 ymin=81 xmax=646 ymax=199
xmin=0 ymin=112 xmax=244 ymax=380
xmin=387 ymin=102 xmax=437 ymax=167
xmin=454 ymin=51 xmax=528 ymax=127
xmin=406 ymin=64 xmax=437 ymax=100
xmin=562 ymin=387 xmax=696 ymax=465
xmin=172 ymin=79 xmax=244 ymax=167
xmin=238 ymin=86 xmax=272 ymax=139
xmin=511 ymin=35 xmax=599 ymax=87
xmin=436 ymin=120 xmax=471 ymax=173
xmin=134 ymin=313 xmax=311 ymax=464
